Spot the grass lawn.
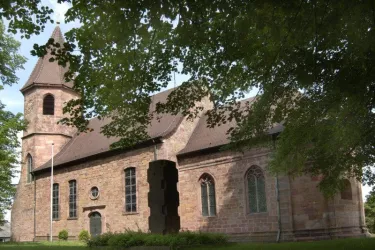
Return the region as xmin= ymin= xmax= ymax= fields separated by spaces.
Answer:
xmin=0 ymin=238 xmax=374 ymax=249
xmin=0 ymin=241 xmax=86 ymax=249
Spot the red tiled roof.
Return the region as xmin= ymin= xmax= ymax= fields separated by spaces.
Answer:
xmin=178 ymin=97 xmax=283 ymax=156
xmin=20 ymin=26 xmax=73 ymax=93
xmin=34 ymin=88 xmax=184 ymax=172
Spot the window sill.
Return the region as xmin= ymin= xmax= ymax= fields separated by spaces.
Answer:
xmin=67 ymin=217 xmax=78 ymax=220
xmin=122 ymin=212 xmax=139 ymax=216
xmin=247 ymin=212 xmax=269 ymax=217
xmin=52 ymin=218 xmax=60 ymax=221
xmin=202 ymin=216 xmax=217 ymax=219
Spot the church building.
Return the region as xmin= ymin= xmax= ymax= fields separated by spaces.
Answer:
xmin=11 ymin=26 xmax=368 ymax=242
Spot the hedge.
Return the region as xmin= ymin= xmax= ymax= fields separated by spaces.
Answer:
xmin=87 ymin=231 xmax=227 ymax=249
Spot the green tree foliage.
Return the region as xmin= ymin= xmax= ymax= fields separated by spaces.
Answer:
xmin=3 ymin=1 xmax=375 ymax=196
xmin=0 ymin=0 xmax=53 ymax=37
xmin=0 ymin=20 xmax=26 ymax=221
xmin=365 ymin=187 xmax=375 ymax=233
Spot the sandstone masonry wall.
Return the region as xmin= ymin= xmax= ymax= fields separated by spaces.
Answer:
xmin=12 ymin=86 xmax=78 ymax=241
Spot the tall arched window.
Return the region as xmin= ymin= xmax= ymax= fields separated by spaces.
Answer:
xmin=200 ymin=173 xmax=216 ymax=217
xmin=52 ymin=183 xmax=59 ymax=219
xmin=341 ymin=179 xmax=352 ymax=200
xmin=125 ymin=167 xmax=137 ymax=213
xmin=26 ymin=154 xmax=33 ymax=183
xmin=43 ymin=94 xmax=55 ymax=115
xmin=247 ymin=166 xmax=267 ymax=213
xmin=68 ymin=180 xmax=77 ymax=218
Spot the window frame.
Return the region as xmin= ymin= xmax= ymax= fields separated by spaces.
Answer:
xmin=52 ymin=183 xmax=60 ymax=220
xmin=43 ymin=94 xmax=55 ymax=115
xmin=199 ymin=173 xmax=217 ymax=217
xmin=124 ymin=167 xmax=137 ymax=213
xmin=90 ymin=186 xmax=100 ymax=200
xmin=26 ymin=154 xmax=33 ymax=183
xmin=246 ymin=166 xmax=267 ymax=214
xmin=68 ymin=180 xmax=77 ymax=218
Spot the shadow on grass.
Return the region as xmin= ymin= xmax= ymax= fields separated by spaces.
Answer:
xmin=1 ymin=238 xmax=374 ymax=250
xmin=184 ymin=238 xmax=375 ymax=250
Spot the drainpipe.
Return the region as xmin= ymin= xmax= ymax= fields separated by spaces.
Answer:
xmin=32 ymin=172 xmax=36 ymax=241
xmin=272 ymin=134 xmax=282 ymax=242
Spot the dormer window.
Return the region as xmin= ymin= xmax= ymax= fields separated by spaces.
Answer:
xmin=43 ymin=94 xmax=55 ymax=115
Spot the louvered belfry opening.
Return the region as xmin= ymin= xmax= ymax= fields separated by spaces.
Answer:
xmin=43 ymin=94 xmax=55 ymax=115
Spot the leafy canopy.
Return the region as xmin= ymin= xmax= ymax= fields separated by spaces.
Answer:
xmin=0 ymin=20 xmax=26 ymax=221
xmin=3 ymin=0 xmax=375 ymax=196
xmin=365 ymin=187 xmax=375 ymax=233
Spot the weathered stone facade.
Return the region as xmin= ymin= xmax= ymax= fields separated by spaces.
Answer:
xmin=178 ymin=148 xmax=367 ymax=241
xmin=11 ymin=86 xmax=79 ymax=241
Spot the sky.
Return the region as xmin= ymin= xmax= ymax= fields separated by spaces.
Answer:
xmin=1 ymin=0 xmax=373 ymax=221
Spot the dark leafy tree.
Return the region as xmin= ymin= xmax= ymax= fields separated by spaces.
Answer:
xmin=3 ymin=0 xmax=375 ymax=196
xmin=365 ymin=187 xmax=375 ymax=233
xmin=0 ymin=20 xmax=26 ymax=221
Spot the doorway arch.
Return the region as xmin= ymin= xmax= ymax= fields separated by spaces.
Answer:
xmin=89 ymin=212 xmax=102 ymax=237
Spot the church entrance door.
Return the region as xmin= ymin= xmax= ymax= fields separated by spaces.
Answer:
xmin=89 ymin=212 xmax=102 ymax=237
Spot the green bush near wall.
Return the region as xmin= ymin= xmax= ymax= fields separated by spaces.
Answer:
xmin=87 ymin=231 xmax=227 ymax=249
xmin=58 ymin=229 xmax=69 ymax=241
xmin=78 ymin=230 xmax=90 ymax=242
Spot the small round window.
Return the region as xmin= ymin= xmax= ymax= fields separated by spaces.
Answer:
xmin=90 ymin=186 xmax=99 ymax=199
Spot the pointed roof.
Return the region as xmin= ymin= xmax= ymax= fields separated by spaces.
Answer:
xmin=20 ymin=25 xmax=73 ymax=93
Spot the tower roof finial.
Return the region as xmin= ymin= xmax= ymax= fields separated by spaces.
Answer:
xmin=56 ymin=13 xmax=61 ymax=25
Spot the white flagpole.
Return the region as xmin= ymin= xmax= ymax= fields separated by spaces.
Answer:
xmin=50 ymin=142 xmax=54 ymax=242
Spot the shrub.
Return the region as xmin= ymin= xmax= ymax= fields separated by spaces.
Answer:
xmin=87 ymin=232 xmax=114 ymax=247
xmin=88 ymin=230 xmax=227 ymax=249
xmin=78 ymin=230 xmax=90 ymax=242
xmin=58 ymin=229 xmax=69 ymax=241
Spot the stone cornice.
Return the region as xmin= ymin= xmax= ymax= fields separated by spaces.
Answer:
xmin=22 ymin=132 xmax=73 ymax=140
xmin=20 ymin=83 xmax=77 ymax=95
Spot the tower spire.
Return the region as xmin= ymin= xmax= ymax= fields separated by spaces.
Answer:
xmin=20 ymin=25 xmax=72 ymax=93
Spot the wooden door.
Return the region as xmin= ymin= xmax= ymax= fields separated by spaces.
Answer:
xmin=89 ymin=212 xmax=102 ymax=237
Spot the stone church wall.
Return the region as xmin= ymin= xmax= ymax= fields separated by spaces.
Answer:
xmin=177 ymin=148 xmax=366 ymax=241
xmin=23 ymin=87 xmax=78 ymax=138
xmin=34 ymin=146 xmax=155 ymax=240
xmin=30 ymin=107 xmax=206 ymax=240
xmin=11 ymin=87 xmax=78 ymax=241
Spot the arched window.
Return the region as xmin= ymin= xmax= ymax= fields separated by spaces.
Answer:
xmin=247 ymin=166 xmax=267 ymax=213
xmin=68 ymin=180 xmax=77 ymax=218
xmin=200 ymin=173 xmax=216 ymax=216
xmin=26 ymin=154 xmax=33 ymax=183
xmin=341 ymin=179 xmax=352 ymax=200
xmin=52 ymin=183 xmax=59 ymax=219
xmin=43 ymin=94 xmax=55 ymax=115
xmin=125 ymin=167 xmax=136 ymax=212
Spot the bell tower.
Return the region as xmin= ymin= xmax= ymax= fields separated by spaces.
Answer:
xmin=11 ymin=25 xmax=79 ymax=241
